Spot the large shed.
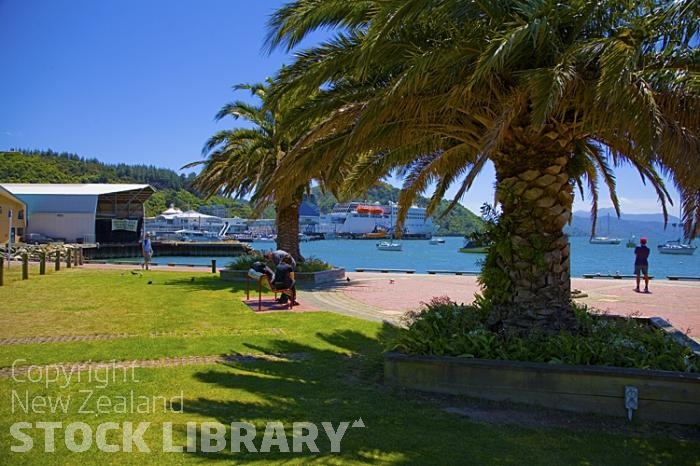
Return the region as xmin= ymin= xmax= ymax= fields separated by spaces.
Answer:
xmin=0 ymin=184 xmax=154 ymax=244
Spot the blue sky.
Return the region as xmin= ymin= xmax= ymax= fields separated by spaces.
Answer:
xmin=0 ymin=0 xmax=680 ymax=215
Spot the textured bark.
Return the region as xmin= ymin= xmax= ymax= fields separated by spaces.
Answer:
xmin=275 ymin=197 xmax=303 ymax=263
xmin=489 ymin=139 xmax=577 ymax=334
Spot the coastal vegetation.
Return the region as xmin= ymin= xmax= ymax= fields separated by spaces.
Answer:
xmin=1 ymin=267 xmax=698 ymax=464
xmin=265 ymin=0 xmax=700 ymax=334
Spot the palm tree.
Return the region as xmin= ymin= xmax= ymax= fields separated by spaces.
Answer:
xmin=184 ymin=83 xmax=306 ymax=261
xmin=266 ymin=0 xmax=700 ymax=333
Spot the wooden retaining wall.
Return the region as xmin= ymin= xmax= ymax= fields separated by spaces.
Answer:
xmin=384 ymin=352 xmax=700 ymax=425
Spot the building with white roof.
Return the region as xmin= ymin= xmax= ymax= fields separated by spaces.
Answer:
xmin=0 ymin=184 xmax=154 ymax=244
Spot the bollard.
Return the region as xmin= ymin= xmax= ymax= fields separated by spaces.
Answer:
xmin=55 ymin=251 xmax=60 ymax=271
xmin=211 ymin=259 xmax=216 ymax=274
xmin=66 ymin=249 xmax=72 ymax=268
xmin=22 ymin=253 xmax=28 ymax=280
xmin=40 ymin=252 xmax=46 ymax=275
xmin=0 ymin=256 xmax=3 ymax=286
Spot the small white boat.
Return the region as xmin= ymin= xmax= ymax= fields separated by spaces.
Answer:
xmin=377 ymin=240 xmax=402 ymax=251
xmin=657 ymin=239 xmax=697 ymax=255
xmin=589 ymin=236 xmax=622 ymax=245
xmin=428 ymin=237 xmax=445 ymax=244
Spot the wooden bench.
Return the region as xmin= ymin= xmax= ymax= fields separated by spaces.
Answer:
xmin=246 ymin=271 xmax=296 ymax=311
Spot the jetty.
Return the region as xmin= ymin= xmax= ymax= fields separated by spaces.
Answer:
xmin=82 ymin=241 xmax=252 ymax=260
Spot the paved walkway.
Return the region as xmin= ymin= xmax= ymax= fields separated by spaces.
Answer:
xmin=82 ymin=263 xmax=700 ymax=339
xmin=302 ymin=272 xmax=700 ymax=340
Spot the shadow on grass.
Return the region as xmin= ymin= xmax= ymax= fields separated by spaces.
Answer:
xmin=176 ymin=324 xmax=699 ymax=465
xmin=157 ymin=274 xmax=251 ymax=294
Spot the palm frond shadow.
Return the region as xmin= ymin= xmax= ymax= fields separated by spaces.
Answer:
xmin=177 ymin=323 xmax=471 ymax=464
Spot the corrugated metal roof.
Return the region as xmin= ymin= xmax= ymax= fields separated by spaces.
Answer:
xmin=1 ymin=183 xmax=153 ymax=195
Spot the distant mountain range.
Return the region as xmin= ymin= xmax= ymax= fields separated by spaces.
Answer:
xmin=567 ymin=207 xmax=685 ymax=242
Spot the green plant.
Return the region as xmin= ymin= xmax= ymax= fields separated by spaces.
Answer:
xmin=388 ymin=299 xmax=699 ymax=373
xmin=226 ymin=253 xmax=265 ymax=270
xmin=226 ymin=253 xmax=333 ymax=273
xmin=295 ymin=255 xmax=333 ymax=272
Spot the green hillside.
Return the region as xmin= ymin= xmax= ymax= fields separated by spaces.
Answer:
xmin=1 ymin=150 xmax=482 ymax=235
xmin=0 ymin=150 xmax=253 ymax=218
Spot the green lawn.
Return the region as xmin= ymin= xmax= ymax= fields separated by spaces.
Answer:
xmin=0 ymin=267 xmax=698 ymax=465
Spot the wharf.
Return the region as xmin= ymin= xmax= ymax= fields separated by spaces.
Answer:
xmin=82 ymin=241 xmax=252 ymax=259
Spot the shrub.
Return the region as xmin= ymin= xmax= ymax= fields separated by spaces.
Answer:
xmin=387 ymin=298 xmax=698 ymax=372
xmin=226 ymin=254 xmax=334 ymax=273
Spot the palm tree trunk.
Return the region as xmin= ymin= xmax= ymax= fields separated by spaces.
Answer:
xmin=275 ymin=195 xmax=303 ymax=263
xmin=487 ymin=154 xmax=577 ymax=334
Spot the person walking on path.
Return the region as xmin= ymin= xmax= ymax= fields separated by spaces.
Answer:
xmin=634 ymin=237 xmax=651 ymax=293
xmin=141 ymin=234 xmax=154 ymax=270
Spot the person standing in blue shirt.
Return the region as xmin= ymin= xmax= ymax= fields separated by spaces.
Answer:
xmin=634 ymin=237 xmax=650 ymax=293
xmin=142 ymin=234 xmax=154 ymax=270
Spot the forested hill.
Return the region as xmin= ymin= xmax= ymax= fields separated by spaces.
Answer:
xmin=1 ymin=150 xmax=483 ymax=235
xmin=1 ymin=149 xmax=194 ymax=189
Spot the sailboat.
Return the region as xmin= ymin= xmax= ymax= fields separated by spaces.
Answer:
xmin=658 ymin=213 xmax=697 ymax=255
xmin=589 ymin=213 xmax=621 ymax=244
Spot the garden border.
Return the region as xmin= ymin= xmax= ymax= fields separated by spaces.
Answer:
xmin=384 ymin=318 xmax=700 ymax=425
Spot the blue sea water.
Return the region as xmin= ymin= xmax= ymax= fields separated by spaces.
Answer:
xmin=142 ymin=236 xmax=699 ymax=278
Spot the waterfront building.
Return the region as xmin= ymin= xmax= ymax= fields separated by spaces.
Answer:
xmin=1 ymin=183 xmax=153 ymax=244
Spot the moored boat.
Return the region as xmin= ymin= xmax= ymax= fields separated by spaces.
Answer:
xmin=377 ymin=240 xmax=402 ymax=251
xmin=657 ymin=239 xmax=697 ymax=255
xmin=589 ymin=236 xmax=622 ymax=245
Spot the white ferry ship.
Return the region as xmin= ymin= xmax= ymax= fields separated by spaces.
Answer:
xmin=319 ymin=202 xmax=434 ymax=238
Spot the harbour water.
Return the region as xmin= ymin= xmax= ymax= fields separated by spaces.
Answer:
xmin=136 ymin=236 xmax=699 ymax=278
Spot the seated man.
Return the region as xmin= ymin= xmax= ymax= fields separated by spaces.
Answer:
xmin=271 ymin=257 xmax=298 ymax=305
xmin=249 ymin=261 xmax=273 ymax=281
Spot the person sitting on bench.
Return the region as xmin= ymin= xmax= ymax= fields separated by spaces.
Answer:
xmin=271 ymin=256 xmax=298 ymax=305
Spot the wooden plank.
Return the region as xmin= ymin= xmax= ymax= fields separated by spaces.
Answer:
xmin=355 ymin=268 xmax=415 ymax=274
xmin=667 ymin=276 xmax=700 ymax=281
xmin=583 ymin=273 xmax=654 ymax=279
